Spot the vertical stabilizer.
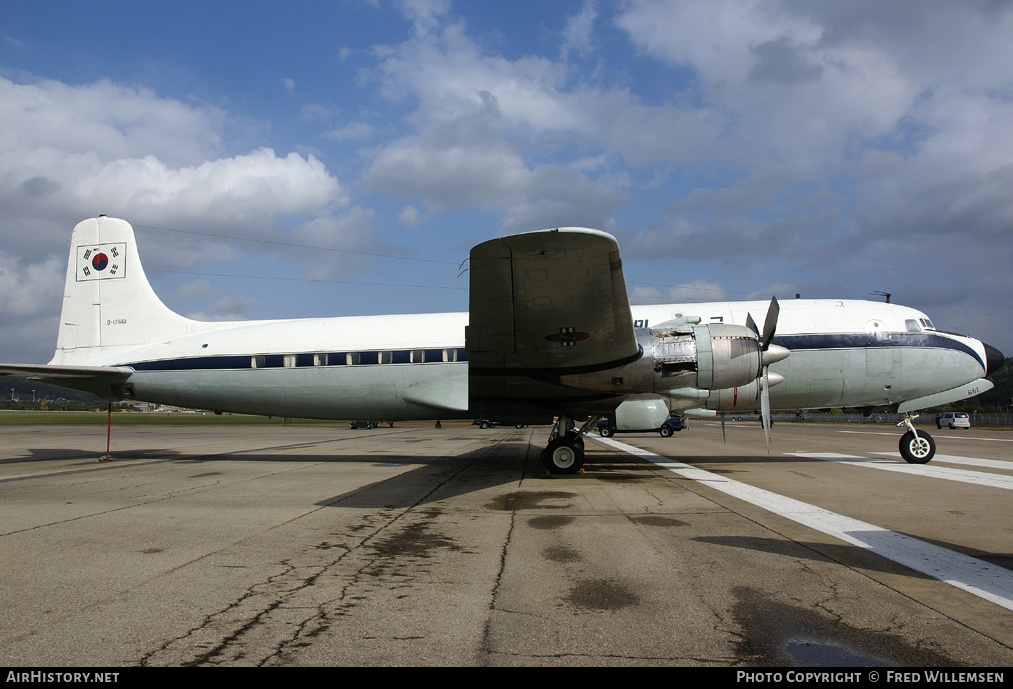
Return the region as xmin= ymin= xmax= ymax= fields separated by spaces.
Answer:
xmin=52 ymin=217 xmax=195 ymax=362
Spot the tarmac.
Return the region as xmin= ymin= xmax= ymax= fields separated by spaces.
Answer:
xmin=1 ymin=420 xmax=1011 ymax=667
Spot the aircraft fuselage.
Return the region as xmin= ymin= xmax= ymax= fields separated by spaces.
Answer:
xmin=49 ymin=299 xmax=997 ymax=421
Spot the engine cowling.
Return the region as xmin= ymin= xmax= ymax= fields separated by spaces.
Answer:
xmin=651 ymin=323 xmax=763 ymax=391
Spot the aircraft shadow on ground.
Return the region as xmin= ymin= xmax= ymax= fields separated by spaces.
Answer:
xmin=693 ymin=534 xmax=1012 ymax=578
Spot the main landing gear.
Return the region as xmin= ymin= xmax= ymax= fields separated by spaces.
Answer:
xmin=897 ymin=414 xmax=935 ymax=464
xmin=540 ymin=416 xmax=600 ymax=474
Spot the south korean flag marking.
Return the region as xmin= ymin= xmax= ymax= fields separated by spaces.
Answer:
xmin=77 ymin=243 xmax=127 ymax=281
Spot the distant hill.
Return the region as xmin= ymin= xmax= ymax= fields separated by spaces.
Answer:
xmin=975 ymin=357 xmax=1013 ymax=411
xmin=2 ymin=376 xmax=102 ymax=404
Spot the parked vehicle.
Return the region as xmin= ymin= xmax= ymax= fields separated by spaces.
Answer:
xmin=474 ymin=419 xmax=528 ymax=429
xmin=597 ymin=416 xmax=687 ymax=438
xmin=936 ymin=411 xmax=971 ymax=429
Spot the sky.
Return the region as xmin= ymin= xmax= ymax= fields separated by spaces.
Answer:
xmin=1 ymin=0 xmax=1011 ymax=363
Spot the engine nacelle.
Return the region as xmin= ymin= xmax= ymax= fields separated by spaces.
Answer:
xmin=558 ymin=322 xmax=778 ymax=416
xmin=651 ymin=323 xmax=762 ymax=391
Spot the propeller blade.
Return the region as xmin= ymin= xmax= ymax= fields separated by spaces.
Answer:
xmin=762 ymin=296 xmax=779 ymax=352
xmin=760 ymin=367 xmax=772 ymax=452
xmin=745 ymin=313 xmax=759 ymax=339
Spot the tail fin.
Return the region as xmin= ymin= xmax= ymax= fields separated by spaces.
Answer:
xmin=52 ymin=216 xmax=194 ymax=362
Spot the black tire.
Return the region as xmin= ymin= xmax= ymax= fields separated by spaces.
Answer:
xmin=598 ymin=426 xmax=613 ymax=437
xmin=659 ymin=425 xmax=673 ymax=438
xmin=541 ymin=438 xmax=584 ymax=474
xmin=480 ymin=421 xmax=489 ymax=429
xmin=899 ymin=430 xmax=935 ymax=464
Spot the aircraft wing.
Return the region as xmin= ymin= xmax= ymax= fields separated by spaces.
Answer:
xmin=466 ymin=228 xmax=640 ymax=420
xmin=466 ymin=228 xmax=640 ymax=374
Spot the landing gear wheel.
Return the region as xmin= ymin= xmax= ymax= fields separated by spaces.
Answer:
xmin=541 ymin=437 xmax=585 ymax=474
xmin=899 ymin=430 xmax=935 ymax=464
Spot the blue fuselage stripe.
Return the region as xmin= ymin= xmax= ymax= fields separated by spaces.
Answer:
xmin=125 ymin=348 xmax=469 ymax=372
xmin=121 ymin=333 xmax=981 ymax=374
xmin=772 ymin=332 xmax=984 ymax=370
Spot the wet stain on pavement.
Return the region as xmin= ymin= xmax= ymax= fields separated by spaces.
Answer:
xmin=527 ymin=515 xmax=575 ymax=530
xmin=486 ymin=491 xmax=577 ymax=511
xmin=365 ymin=509 xmax=462 ymax=560
xmin=732 ymin=587 xmax=960 ymax=667
xmin=565 ymin=578 xmax=640 ymax=611
xmin=542 ymin=545 xmax=581 ymax=563
xmin=629 ymin=515 xmax=688 ymax=527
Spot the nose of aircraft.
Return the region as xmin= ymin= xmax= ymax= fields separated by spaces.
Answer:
xmin=984 ymin=343 xmax=1005 ymax=377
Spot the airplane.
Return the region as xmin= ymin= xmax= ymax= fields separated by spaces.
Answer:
xmin=0 ymin=216 xmax=1004 ymax=474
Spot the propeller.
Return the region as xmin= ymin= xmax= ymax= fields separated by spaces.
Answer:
xmin=751 ymin=297 xmax=790 ymax=451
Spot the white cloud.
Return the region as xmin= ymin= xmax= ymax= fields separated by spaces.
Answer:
xmin=398 ymin=206 xmax=420 ymax=227
xmin=0 ymin=77 xmax=224 ymax=167
xmin=561 ymin=0 xmax=598 ymax=60
xmin=0 ymin=253 xmax=64 ymax=317
xmin=0 ymin=74 xmax=353 ymax=360
xmin=0 ymin=75 xmax=347 ymax=242
xmin=630 ymin=279 xmax=731 ymax=304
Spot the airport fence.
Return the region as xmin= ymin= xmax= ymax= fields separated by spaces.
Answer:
xmin=0 ymin=410 xmax=343 ymax=426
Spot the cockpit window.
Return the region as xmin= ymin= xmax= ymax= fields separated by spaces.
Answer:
xmin=919 ymin=318 xmax=935 ymax=330
xmin=905 ymin=319 xmax=921 ymax=333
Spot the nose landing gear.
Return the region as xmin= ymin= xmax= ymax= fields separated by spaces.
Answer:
xmin=898 ymin=414 xmax=935 ymax=464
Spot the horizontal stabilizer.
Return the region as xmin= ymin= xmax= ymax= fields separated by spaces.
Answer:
xmin=0 ymin=363 xmax=135 ymax=402
xmin=0 ymin=364 xmax=131 ymax=380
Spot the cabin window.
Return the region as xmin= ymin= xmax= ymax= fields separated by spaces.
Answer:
xmin=411 ymin=349 xmax=425 ymax=363
xmin=444 ymin=348 xmax=458 ymax=362
xmin=347 ymin=352 xmax=360 ymax=365
xmin=252 ymin=355 xmax=266 ymax=369
xmin=283 ymin=355 xmax=297 ymax=368
xmin=314 ymin=354 xmax=327 ymax=366
xmin=379 ymin=351 xmax=393 ymax=364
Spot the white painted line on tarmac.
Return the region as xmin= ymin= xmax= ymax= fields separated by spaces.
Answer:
xmin=873 ymin=453 xmax=1013 ymax=471
xmin=789 ymin=452 xmax=1013 ymax=490
xmin=593 ymin=436 xmax=1013 ymax=612
xmin=840 ymin=430 xmax=1013 ymax=442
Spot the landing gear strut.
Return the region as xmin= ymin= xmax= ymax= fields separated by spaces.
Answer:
xmin=897 ymin=414 xmax=935 ymax=464
xmin=540 ymin=416 xmax=598 ymax=474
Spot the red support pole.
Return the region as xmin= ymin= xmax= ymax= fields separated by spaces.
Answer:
xmin=105 ymin=402 xmax=112 ymax=462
